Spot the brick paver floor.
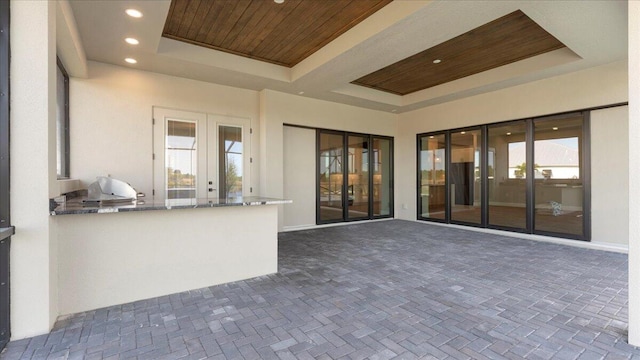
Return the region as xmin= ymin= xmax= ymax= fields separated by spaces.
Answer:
xmin=2 ymin=220 xmax=639 ymax=359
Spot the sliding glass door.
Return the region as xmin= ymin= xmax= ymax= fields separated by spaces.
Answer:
xmin=418 ymin=134 xmax=446 ymax=221
xmin=347 ymin=135 xmax=369 ymax=220
xmin=372 ymin=137 xmax=392 ymax=217
xmin=450 ymin=129 xmax=482 ymax=225
xmin=417 ymin=112 xmax=590 ymax=240
xmin=318 ymin=131 xmax=345 ymax=223
xmin=487 ymin=121 xmax=527 ymax=230
xmin=318 ymin=130 xmax=393 ymax=224
xmin=533 ymin=115 xmax=585 ymax=236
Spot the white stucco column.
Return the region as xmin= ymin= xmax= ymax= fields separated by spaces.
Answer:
xmin=259 ymin=90 xmax=285 ymax=231
xmin=628 ymin=0 xmax=640 ymax=348
xmin=10 ymin=0 xmax=58 ymax=338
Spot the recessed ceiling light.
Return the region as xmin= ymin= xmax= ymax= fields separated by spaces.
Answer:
xmin=124 ymin=58 xmax=137 ymax=64
xmin=433 ymin=59 xmax=442 ymax=64
xmin=461 ymin=131 xmax=466 ymax=134
xmin=552 ymin=127 xmax=559 ymax=130
xmin=429 ymin=136 xmax=434 ymax=139
xmin=125 ymin=38 xmax=139 ymax=45
xmin=506 ymin=132 xmax=511 ymax=135
xmin=126 ymin=9 xmax=143 ymax=18
xmin=298 ymin=91 xmax=304 ymax=95
xmin=274 ymin=0 xmax=284 ymax=3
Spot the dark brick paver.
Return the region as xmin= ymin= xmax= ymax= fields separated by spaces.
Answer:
xmin=1 ymin=220 xmax=639 ymax=359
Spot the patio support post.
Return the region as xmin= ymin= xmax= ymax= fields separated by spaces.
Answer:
xmin=9 ymin=0 xmax=58 ymax=338
xmin=628 ymin=0 xmax=640 ymax=347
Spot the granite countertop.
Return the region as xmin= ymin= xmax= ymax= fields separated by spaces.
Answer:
xmin=51 ymin=196 xmax=292 ymax=216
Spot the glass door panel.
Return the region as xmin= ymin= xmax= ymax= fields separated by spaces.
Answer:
xmin=218 ymin=125 xmax=243 ymax=198
xmin=450 ymin=129 xmax=482 ymax=224
xmin=419 ymin=134 xmax=446 ymax=220
xmin=347 ymin=135 xmax=369 ymax=220
xmin=534 ymin=116 xmax=584 ymax=236
xmin=166 ymin=119 xmax=197 ymax=200
xmin=319 ymin=132 xmax=345 ymax=222
xmin=372 ymin=137 xmax=392 ymax=217
xmin=487 ymin=121 xmax=527 ymax=230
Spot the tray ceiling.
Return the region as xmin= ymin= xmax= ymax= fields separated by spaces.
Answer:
xmin=352 ymin=10 xmax=567 ymax=96
xmin=67 ymin=0 xmax=626 ymax=113
xmin=162 ymin=0 xmax=392 ymax=68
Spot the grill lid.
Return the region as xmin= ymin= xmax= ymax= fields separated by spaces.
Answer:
xmin=86 ymin=176 xmax=137 ymax=204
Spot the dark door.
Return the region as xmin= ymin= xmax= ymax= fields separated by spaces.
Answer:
xmin=0 ymin=0 xmax=12 ymax=350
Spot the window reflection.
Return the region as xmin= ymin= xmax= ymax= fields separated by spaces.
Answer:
xmin=419 ymin=134 xmax=446 ymax=220
xmin=219 ymin=125 xmax=243 ymax=198
xmin=373 ymin=138 xmax=392 ymax=216
xmin=534 ymin=117 xmax=583 ymax=236
xmin=450 ymin=129 xmax=482 ymax=224
xmin=319 ymin=132 xmax=345 ymax=222
xmin=488 ymin=122 xmax=527 ymax=229
xmin=347 ymin=136 xmax=369 ymax=220
xmin=166 ymin=120 xmax=197 ymax=200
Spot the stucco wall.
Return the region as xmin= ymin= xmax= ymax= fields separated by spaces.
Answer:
xmin=70 ymin=61 xmax=260 ymax=198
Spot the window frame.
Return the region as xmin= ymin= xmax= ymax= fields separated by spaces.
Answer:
xmin=316 ymin=128 xmax=394 ymax=225
xmin=56 ymin=57 xmax=70 ymax=179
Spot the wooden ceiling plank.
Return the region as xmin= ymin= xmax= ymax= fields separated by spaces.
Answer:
xmin=225 ymin=2 xmax=275 ymax=53
xmin=162 ymin=0 xmax=189 ymax=36
xmin=185 ymin=0 xmax=214 ymax=41
xmin=210 ymin=0 xmax=254 ymax=46
xmin=250 ymin=0 xmax=323 ymax=63
xmin=193 ymin=1 xmax=227 ymax=43
xmin=263 ymin=1 xmax=351 ymax=65
xmin=162 ymin=0 xmax=393 ymax=67
xmin=217 ymin=1 xmax=263 ymax=50
xmin=353 ymin=10 xmax=566 ymax=95
xmin=176 ymin=0 xmax=204 ymax=39
xmin=288 ymin=0 xmax=392 ymax=65
xmin=241 ymin=0 xmax=302 ymax=56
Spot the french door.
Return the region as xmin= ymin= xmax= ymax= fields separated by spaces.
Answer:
xmin=0 ymin=0 xmax=12 ymax=349
xmin=153 ymin=107 xmax=251 ymax=201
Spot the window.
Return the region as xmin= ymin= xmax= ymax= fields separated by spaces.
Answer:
xmin=533 ymin=115 xmax=585 ymax=236
xmin=56 ymin=58 xmax=70 ymax=179
xmin=152 ymin=108 xmax=251 ymax=202
xmin=417 ymin=112 xmax=590 ymax=240
xmin=317 ymin=130 xmax=393 ymax=224
xmin=488 ymin=121 xmax=527 ymax=230
xmin=418 ymin=133 xmax=446 ymax=221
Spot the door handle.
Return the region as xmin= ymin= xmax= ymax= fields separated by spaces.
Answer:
xmin=209 ymin=188 xmax=216 ymax=192
xmin=0 ymin=226 xmax=14 ymax=242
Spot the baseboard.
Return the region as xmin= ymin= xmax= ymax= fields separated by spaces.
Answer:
xmin=281 ymin=218 xmax=394 ymax=232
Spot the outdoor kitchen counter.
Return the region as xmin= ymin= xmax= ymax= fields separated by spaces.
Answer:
xmin=51 ymin=196 xmax=291 ymax=215
xmin=52 ymin=196 xmax=288 ymax=316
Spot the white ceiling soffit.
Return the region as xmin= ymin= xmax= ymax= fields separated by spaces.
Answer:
xmin=68 ymin=0 xmax=627 ymax=113
xmin=56 ymin=0 xmax=88 ymax=78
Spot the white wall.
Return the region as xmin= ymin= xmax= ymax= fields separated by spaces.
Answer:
xmin=70 ymin=62 xmax=260 ymax=198
xmin=628 ymin=0 xmax=640 ymax=347
xmin=591 ymin=106 xmax=628 ymax=247
xmin=396 ymin=60 xmax=628 ymax=247
xmin=283 ymin=126 xmax=316 ymax=230
xmin=260 ymin=90 xmax=396 ymax=230
xmin=10 ymin=0 xmax=58 ymax=339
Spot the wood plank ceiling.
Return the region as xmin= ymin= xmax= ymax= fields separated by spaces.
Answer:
xmin=162 ymin=0 xmax=392 ymax=68
xmin=352 ymin=10 xmax=568 ymax=95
